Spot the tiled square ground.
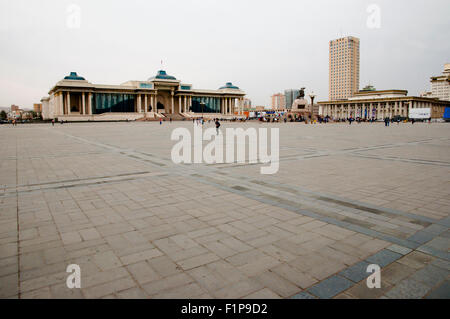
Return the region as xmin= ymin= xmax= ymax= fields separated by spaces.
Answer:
xmin=0 ymin=122 xmax=449 ymax=299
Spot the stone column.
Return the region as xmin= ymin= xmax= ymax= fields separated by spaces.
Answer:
xmin=137 ymin=94 xmax=142 ymax=113
xmin=184 ymin=96 xmax=187 ymax=113
xmin=150 ymin=94 xmax=155 ymax=112
xmin=88 ymin=93 xmax=92 ymax=115
xmin=144 ymin=94 xmax=148 ymax=113
xmin=59 ymin=92 xmax=64 ymax=115
xmin=82 ymin=92 xmax=86 ymax=115
xmin=67 ymin=92 xmax=71 ymax=115
xmin=178 ymin=96 xmax=182 ymax=113
xmin=171 ymin=91 xmax=175 ymax=114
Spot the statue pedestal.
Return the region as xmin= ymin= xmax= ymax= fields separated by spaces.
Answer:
xmin=292 ymin=98 xmax=308 ymax=111
xmin=292 ymin=98 xmax=313 ymax=123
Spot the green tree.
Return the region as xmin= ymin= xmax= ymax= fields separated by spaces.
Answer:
xmin=0 ymin=110 xmax=6 ymax=120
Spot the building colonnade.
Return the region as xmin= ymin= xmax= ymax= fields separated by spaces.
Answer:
xmin=320 ymin=100 xmax=440 ymax=120
xmin=54 ymin=90 xmax=245 ymax=116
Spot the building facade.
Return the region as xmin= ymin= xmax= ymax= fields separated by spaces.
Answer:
xmin=429 ymin=63 xmax=450 ymax=101
xmin=41 ymin=71 xmax=246 ymax=121
xmin=329 ymin=36 xmax=360 ymax=101
xmin=319 ymin=89 xmax=449 ymax=120
xmin=284 ymin=89 xmax=300 ymax=109
xmin=271 ymin=93 xmax=285 ymax=110
xmin=33 ymin=103 xmax=42 ymax=113
xmin=243 ymin=98 xmax=252 ymax=108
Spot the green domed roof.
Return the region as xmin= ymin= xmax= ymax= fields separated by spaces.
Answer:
xmin=64 ymin=72 xmax=86 ymax=81
xmin=361 ymin=84 xmax=376 ymax=92
xmin=149 ymin=70 xmax=177 ymax=81
xmin=219 ymin=82 xmax=239 ymax=90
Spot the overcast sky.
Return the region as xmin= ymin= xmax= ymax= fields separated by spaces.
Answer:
xmin=0 ymin=0 xmax=449 ymax=108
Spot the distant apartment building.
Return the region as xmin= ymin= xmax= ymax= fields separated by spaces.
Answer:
xmin=33 ymin=103 xmax=43 ymax=113
xmin=271 ymin=93 xmax=285 ymax=110
xmin=243 ymin=98 xmax=252 ymax=108
xmin=424 ymin=64 xmax=450 ymax=101
xmin=329 ymin=36 xmax=360 ymax=101
xmin=11 ymin=104 xmax=19 ymax=112
xmin=284 ymin=89 xmax=300 ymax=109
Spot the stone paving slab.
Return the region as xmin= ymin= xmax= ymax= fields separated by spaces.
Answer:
xmin=0 ymin=122 xmax=449 ymax=299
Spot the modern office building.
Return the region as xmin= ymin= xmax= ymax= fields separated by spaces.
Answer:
xmin=329 ymin=36 xmax=360 ymax=101
xmin=319 ymin=89 xmax=449 ymax=120
xmin=41 ymin=71 xmax=246 ymax=121
xmin=284 ymin=89 xmax=300 ymax=109
xmin=271 ymin=93 xmax=286 ymax=110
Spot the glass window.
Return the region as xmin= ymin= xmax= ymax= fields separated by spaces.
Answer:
xmin=93 ymin=93 xmax=135 ymax=114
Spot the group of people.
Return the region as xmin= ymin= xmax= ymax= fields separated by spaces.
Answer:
xmin=45 ymin=116 xmax=434 ymax=127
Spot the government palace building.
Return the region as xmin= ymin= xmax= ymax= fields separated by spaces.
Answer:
xmin=41 ymin=71 xmax=246 ymax=121
xmin=318 ymin=86 xmax=450 ymax=120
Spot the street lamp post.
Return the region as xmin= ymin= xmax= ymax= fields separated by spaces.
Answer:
xmin=309 ymin=92 xmax=316 ymax=123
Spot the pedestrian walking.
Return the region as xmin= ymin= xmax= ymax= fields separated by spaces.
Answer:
xmin=215 ymin=119 xmax=221 ymax=135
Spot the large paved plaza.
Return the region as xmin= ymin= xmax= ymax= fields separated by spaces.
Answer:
xmin=0 ymin=121 xmax=449 ymax=299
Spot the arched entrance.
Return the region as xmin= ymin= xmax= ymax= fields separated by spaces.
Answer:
xmin=157 ymin=102 xmax=165 ymax=112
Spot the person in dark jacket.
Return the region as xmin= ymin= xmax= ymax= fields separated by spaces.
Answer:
xmin=215 ymin=120 xmax=221 ymax=135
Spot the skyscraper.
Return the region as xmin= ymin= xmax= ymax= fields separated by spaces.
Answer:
xmin=284 ymin=89 xmax=300 ymax=109
xmin=329 ymin=36 xmax=360 ymax=101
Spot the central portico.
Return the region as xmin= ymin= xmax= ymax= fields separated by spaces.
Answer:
xmin=41 ymin=70 xmax=246 ymax=121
